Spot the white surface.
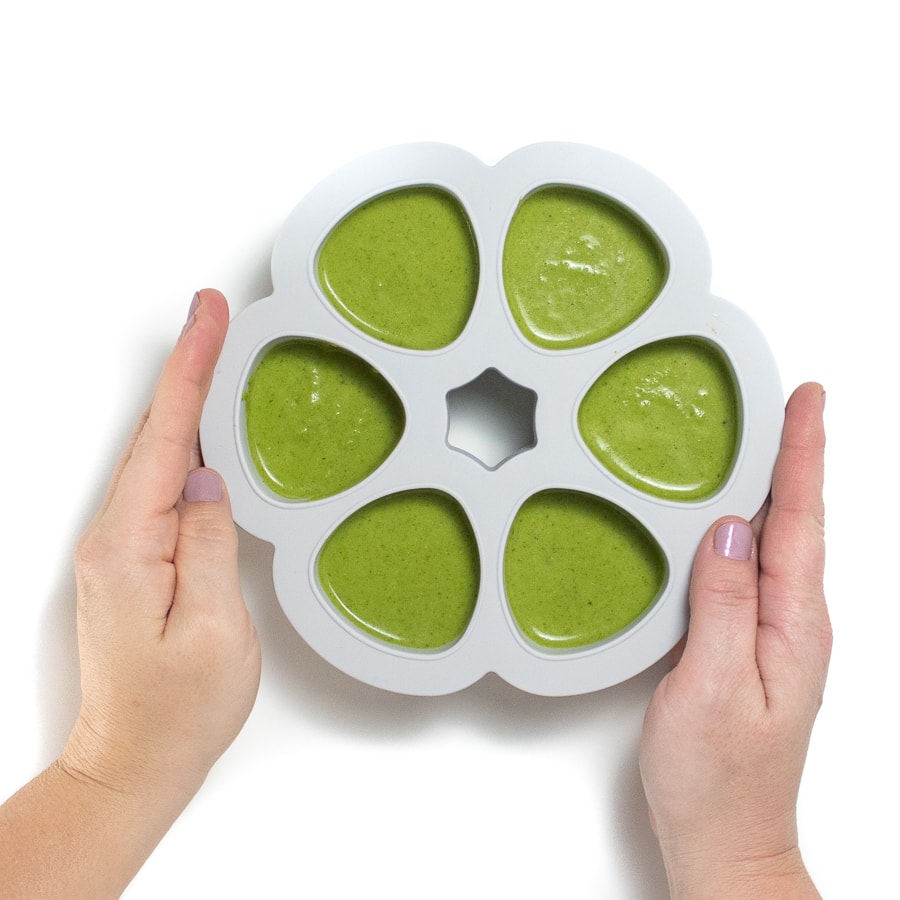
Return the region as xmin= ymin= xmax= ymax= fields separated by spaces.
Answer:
xmin=1 ymin=1 xmax=895 ymax=896
xmin=200 ymin=141 xmax=783 ymax=696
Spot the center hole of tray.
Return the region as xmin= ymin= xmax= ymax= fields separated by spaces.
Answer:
xmin=445 ymin=368 xmax=537 ymax=470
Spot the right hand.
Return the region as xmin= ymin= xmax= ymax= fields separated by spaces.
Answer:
xmin=639 ymin=383 xmax=831 ymax=898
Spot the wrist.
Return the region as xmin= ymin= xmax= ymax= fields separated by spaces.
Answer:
xmin=0 ymin=754 xmax=197 ymax=899
xmin=60 ymin=712 xmax=207 ymax=814
xmin=662 ymin=845 xmax=820 ymax=900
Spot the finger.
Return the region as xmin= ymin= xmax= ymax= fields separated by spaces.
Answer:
xmin=107 ymin=289 xmax=229 ymax=527
xmin=170 ymin=468 xmax=246 ymax=622
xmin=91 ymin=407 xmax=151 ymax=522
xmin=757 ymin=382 xmax=831 ymax=697
xmin=759 ymin=382 xmax=826 ymax=601
xmin=677 ymin=516 xmax=764 ymax=694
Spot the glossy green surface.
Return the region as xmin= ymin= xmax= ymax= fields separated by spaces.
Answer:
xmin=503 ymin=185 xmax=666 ymax=349
xmin=317 ymin=186 xmax=479 ymax=350
xmin=318 ymin=491 xmax=480 ymax=649
xmin=504 ymin=490 xmax=666 ymax=648
xmin=243 ymin=339 xmax=404 ymax=500
xmin=578 ymin=338 xmax=740 ymax=501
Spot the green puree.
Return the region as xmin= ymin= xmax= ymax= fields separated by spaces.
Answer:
xmin=503 ymin=186 xmax=667 ymax=349
xmin=504 ymin=490 xmax=666 ymax=648
xmin=317 ymin=186 xmax=479 ymax=350
xmin=243 ymin=339 xmax=404 ymax=501
xmin=578 ymin=338 xmax=740 ymax=501
xmin=317 ymin=490 xmax=480 ymax=649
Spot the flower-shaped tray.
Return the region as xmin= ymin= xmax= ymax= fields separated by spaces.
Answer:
xmin=200 ymin=143 xmax=783 ymax=696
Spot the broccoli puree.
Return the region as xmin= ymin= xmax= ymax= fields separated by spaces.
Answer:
xmin=243 ymin=339 xmax=405 ymax=501
xmin=317 ymin=186 xmax=479 ymax=350
xmin=578 ymin=338 xmax=739 ymax=501
xmin=317 ymin=490 xmax=480 ymax=649
xmin=502 ymin=185 xmax=667 ymax=349
xmin=504 ymin=490 xmax=666 ymax=648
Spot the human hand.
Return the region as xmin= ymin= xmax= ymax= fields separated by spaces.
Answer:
xmin=62 ymin=288 xmax=261 ymax=803
xmin=638 ymin=382 xmax=831 ymax=899
xmin=0 ymin=290 xmax=261 ymax=897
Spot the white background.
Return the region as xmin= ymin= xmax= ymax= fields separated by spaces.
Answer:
xmin=1 ymin=2 xmax=895 ymax=896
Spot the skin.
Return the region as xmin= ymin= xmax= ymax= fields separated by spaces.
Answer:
xmin=0 ymin=289 xmax=261 ymax=898
xmin=0 ymin=287 xmax=828 ymax=898
xmin=639 ymin=382 xmax=831 ymax=898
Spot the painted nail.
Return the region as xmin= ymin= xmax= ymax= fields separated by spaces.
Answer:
xmin=180 ymin=292 xmax=201 ymax=340
xmin=183 ymin=468 xmax=224 ymax=502
xmin=187 ymin=290 xmax=201 ymax=322
xmin=713 ymin=521 xmax=752 ymax=560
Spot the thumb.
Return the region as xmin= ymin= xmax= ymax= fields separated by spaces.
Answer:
xmin=172 ymin=468 xmax=244 ymax=621
xmin=677 ymin=517 xmax=762 ymax=685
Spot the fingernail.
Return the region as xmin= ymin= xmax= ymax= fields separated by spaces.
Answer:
xmin=180 ymin=292 xmax=201 ymax=340
xmin=183 ymin=468 xmax=224 ymax=502
xmin=187 ymin=291 xmax=201 ymax=322
xmin=714 ymin=521 xmax=752 ymax=560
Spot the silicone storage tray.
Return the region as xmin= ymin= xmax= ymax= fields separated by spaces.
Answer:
xmin=199 ymin=143 xmax=783 ymax=696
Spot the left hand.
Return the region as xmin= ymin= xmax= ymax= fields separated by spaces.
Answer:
xmin=63 ymin=288 xmax=261 ymax=802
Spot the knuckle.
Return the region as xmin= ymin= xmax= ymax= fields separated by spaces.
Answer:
xmin=700 ymin=571 xmax=757 ymax=607
xmin=181 ymin=510 xmax=239 ymax=552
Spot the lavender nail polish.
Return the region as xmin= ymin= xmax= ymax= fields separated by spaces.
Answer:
xmin=714 ymin=521 xmax=752 ymax=560
xmin=183 ymin=468 xmax=224 ymax=502
xmin=187 ymin=291 xmax=201 ymax=322
xmin=180 ymin=291 xmax=201 ymax=340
